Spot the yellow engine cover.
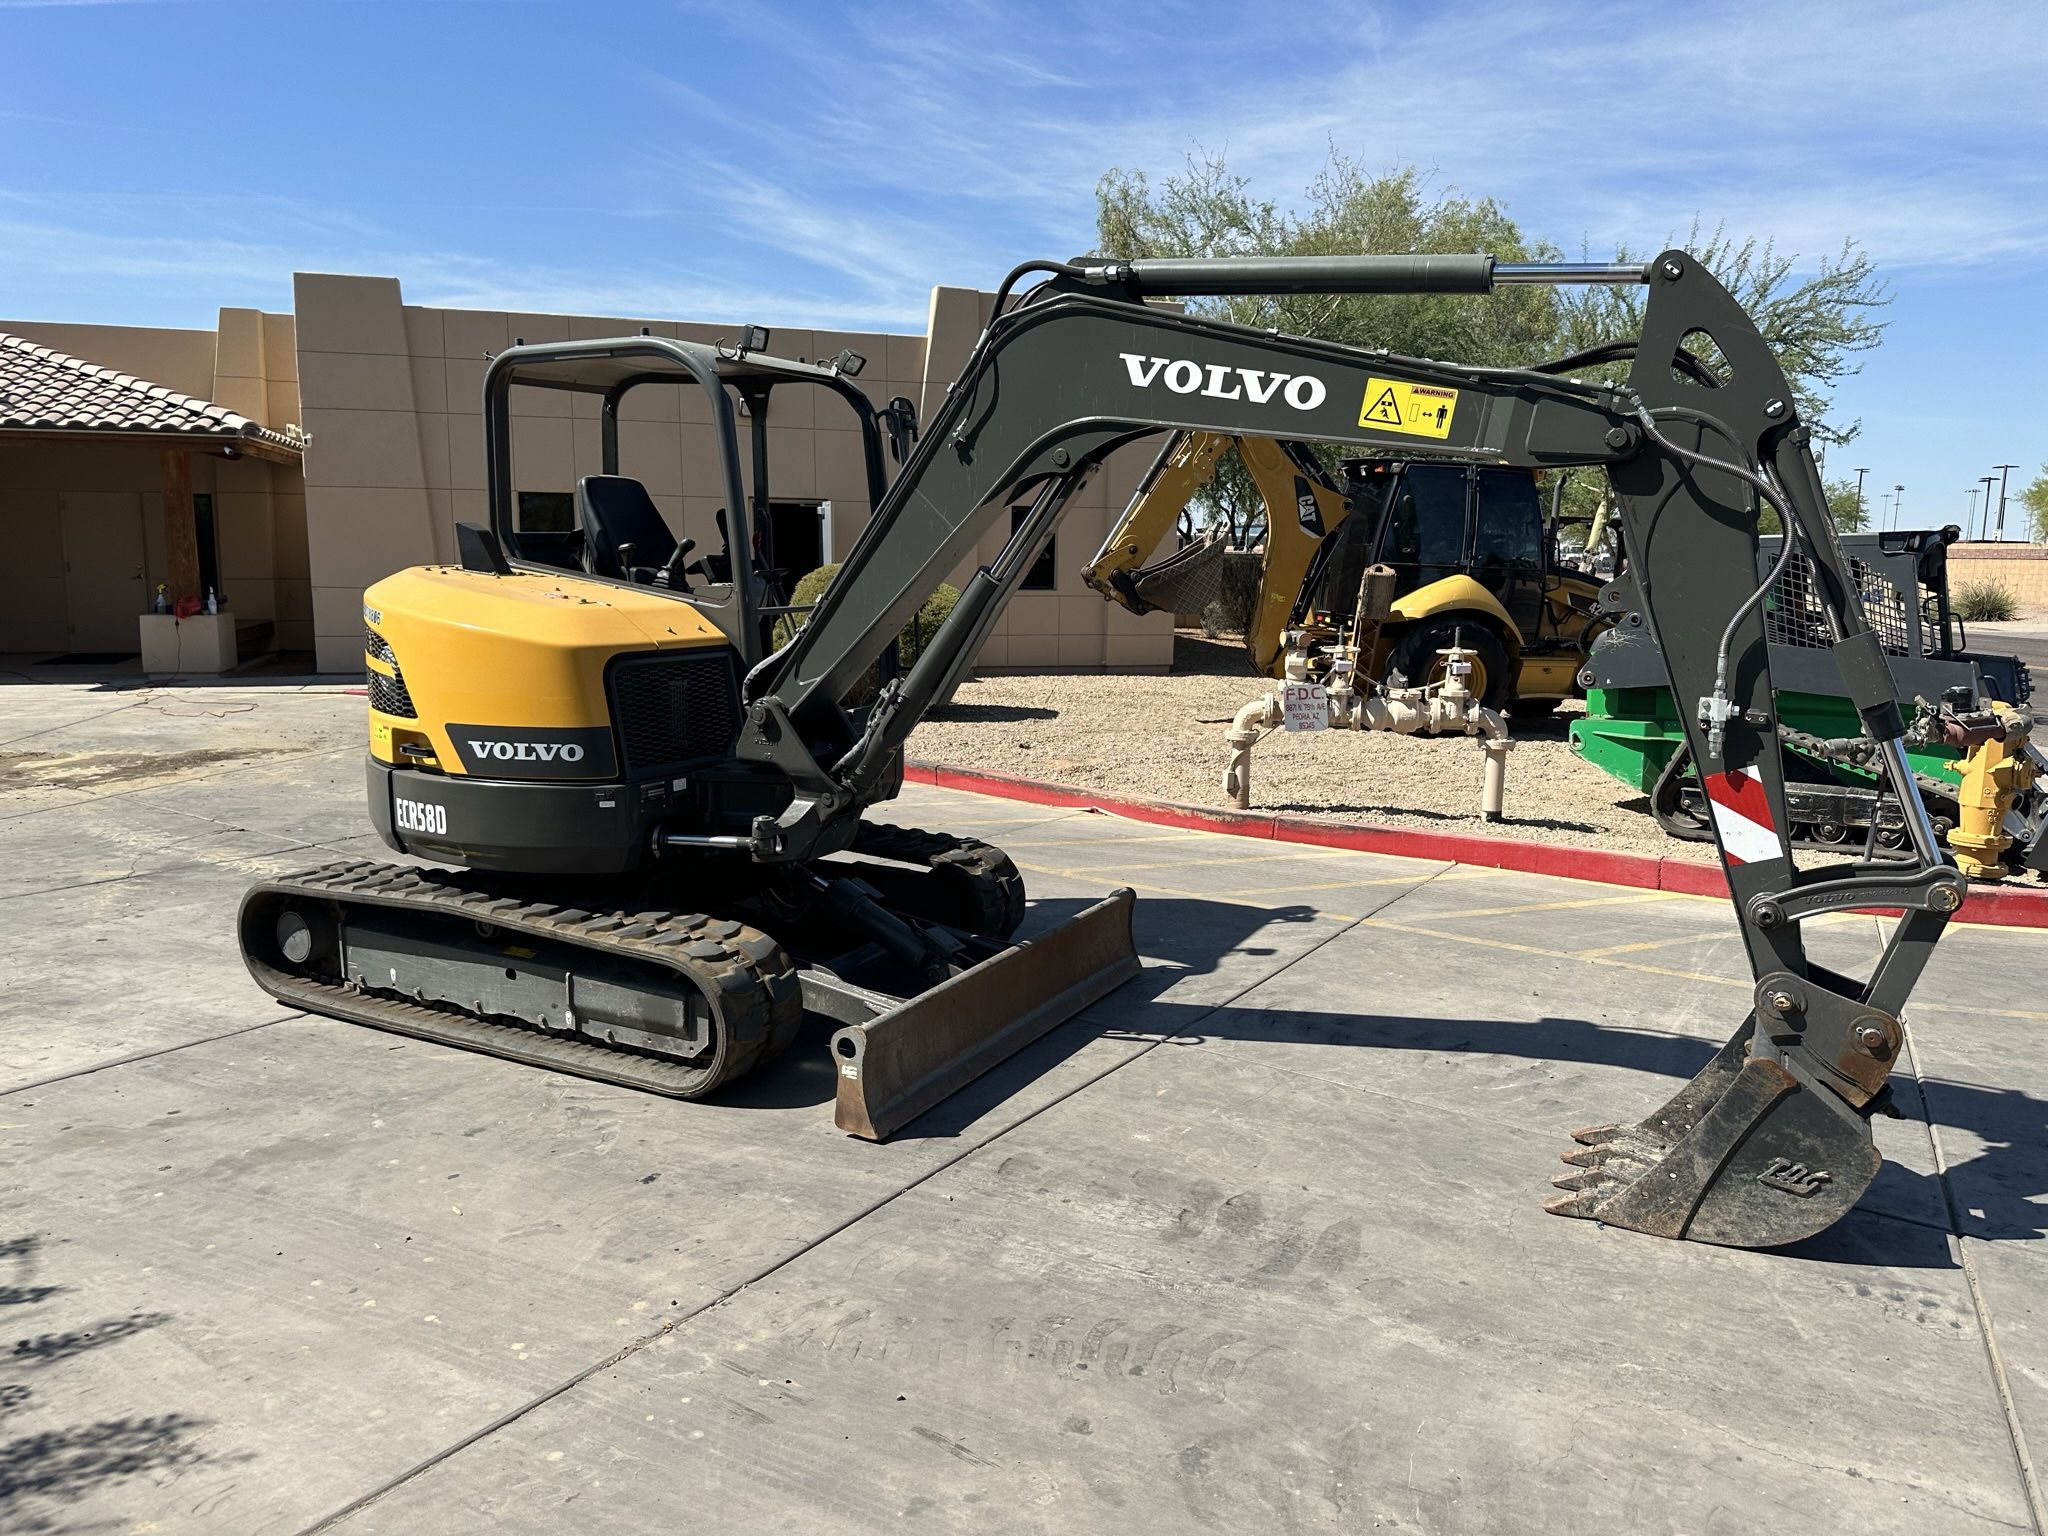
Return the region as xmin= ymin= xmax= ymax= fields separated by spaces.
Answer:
xmin=362 ymin=565 xmax=731 ymax=776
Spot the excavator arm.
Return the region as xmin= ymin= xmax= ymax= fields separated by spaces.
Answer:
xmin=746 ymin=249 xmax=1961 ymax=1247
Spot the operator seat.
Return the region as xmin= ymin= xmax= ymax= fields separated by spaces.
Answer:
xmin=577 ymin=474 xmax=677 ymax=582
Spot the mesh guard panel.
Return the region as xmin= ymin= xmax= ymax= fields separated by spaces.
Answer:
xmin=608 ymin=650 xmax=743 ymax=774
xmin=365 ymin=627 xmax=417 ymax=718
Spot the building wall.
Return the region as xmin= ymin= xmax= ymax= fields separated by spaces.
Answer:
xmin=1947 ymin=544 xmax=2048 ymax=610
xmin=0 ymin=320 xmax=217 ymax=398
xmin=292 ymin=274 xmax=1173 ymax=674
xmin=0 ymin=315 xmax=312 ymax=654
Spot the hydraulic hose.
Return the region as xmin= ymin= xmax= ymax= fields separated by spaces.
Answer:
xmin=1627 ymin=402 xmax=1805 ymax=758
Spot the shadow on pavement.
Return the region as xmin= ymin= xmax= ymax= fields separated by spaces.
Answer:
xmin=720 ymin=894 xmax=2048 ymax=1267
xmin=0 ymin=1236 xmax=241 ymax=1533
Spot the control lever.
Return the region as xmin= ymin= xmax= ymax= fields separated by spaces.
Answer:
xmin=660 ymin=538 xmax=697 ymax=592
xmin=618 ymin=541 xmax=639 ymax=580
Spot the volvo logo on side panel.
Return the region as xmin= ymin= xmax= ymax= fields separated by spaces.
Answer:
xmin=446 ymin=724 xmax=617 ymax=780
xmin=1119 ymin=352 xmax=1328 ymax=411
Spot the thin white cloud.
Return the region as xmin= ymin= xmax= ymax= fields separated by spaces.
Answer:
xmin=634 ymin=0 xmax=2048 ymax=280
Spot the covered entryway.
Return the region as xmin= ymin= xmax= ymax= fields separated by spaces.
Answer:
xmin=0 ymin=332 xmax=304 ymax=666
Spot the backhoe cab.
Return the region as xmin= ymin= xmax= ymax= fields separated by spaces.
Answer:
xmin=1086 ymin=436 xmax=1606 ymax=712
xmin=242 ymin=247 xmax=1968 ymax=1251
xmin=1295 ymin=457 xmax=1608 ymax=712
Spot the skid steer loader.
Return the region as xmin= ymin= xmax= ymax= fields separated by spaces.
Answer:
xmin=240 ymin=248 xmax=1965 ymax=1249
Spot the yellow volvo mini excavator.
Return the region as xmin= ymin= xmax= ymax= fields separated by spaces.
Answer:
xmin=240 ymin=250 xmax=1968 ymax=1249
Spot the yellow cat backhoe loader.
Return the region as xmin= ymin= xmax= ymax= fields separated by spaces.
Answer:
xmin=1084 ymin=432 xmax=1609 ymax=712
xmin=239 ymin=249 xmax=1966 ymax=1249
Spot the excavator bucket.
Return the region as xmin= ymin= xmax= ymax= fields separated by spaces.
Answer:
xmin=1543 ymin=1018 xmax=1882 ymax=1248
xmin=831 ymin=887 xmax=1141 ymax=1139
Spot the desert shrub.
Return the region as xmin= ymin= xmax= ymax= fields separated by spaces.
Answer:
xmin=1199 ymin=551 xmax=1263 ymax=637
xmin=773 ymin=563 xmax=960 ymax=666
xmin=1954 ymin=580 xmax=2019 ymax=623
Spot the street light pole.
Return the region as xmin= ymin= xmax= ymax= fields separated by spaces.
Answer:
xmin=1993 ymin=463 xmax=2018 ymax=540
xmin=1980 ymin=476 xmax=1998 ymax=540
xmin=1968 ymin=486 xmax=1983 ymax=534
xmin=1854 ymin=467 xmax=1870 ymax=531
xmin=1893 ymin=485 xmax=1906 ymax=533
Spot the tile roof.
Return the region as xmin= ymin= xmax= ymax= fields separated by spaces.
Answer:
xmin=0 ymin=331 xmax=304 ymax=454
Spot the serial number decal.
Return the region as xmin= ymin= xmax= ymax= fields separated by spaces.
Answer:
xmin=394 ymin=796 xmax=447 ymax=836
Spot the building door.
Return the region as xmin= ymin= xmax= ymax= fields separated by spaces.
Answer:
xmin=59 ymin=492 xmax=149 ymax=653
xmin=767 ymin=501 xmax=827 ymax=594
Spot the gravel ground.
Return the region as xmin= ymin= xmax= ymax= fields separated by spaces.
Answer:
xmin=909 ymin=631 xmax=1716 ymax=860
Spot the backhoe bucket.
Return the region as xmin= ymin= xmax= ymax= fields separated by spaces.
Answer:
xmin=832 ymin=888 xmax=1141 ymax=1139
xmin=1544 ymin=1018 xmax=1882 ymax=1248
xmin=1130 ymin=533 xmax=1230 ymax=617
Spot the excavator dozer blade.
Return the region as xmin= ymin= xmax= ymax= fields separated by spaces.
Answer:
xmin=832 ymin=888 xmax=1141 ymax=1140
xmin=1543 ymin=1018 xmax=1881 ymax=1248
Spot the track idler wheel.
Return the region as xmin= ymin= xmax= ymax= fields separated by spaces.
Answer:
xmin=1543 ymin=1019 xmax=1881 ymax=1248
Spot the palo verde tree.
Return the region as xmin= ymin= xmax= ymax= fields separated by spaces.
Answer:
xmin=1097 ymin=156 xmax=1562 ymax=545
xmin=1095 ymin=154 xmax=1890 ymax=546
xmin=2019 ymin=463 xmax=2048 ymax=543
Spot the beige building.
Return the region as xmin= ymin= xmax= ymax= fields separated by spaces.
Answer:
xmin=2 ymin=276 xmax=1172 ymax=675
xmin=0 ymin=315 xmax=307 ymax=657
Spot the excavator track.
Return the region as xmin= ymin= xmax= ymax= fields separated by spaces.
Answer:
xmin=839 ymin=822 xmax=1026 ymax=940
xmin=239 ymin=859 xmax=801 ymax=1098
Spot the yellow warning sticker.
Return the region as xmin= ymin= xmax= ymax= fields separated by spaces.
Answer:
xmin=1359 ymin=377 xmax=1459 ymax=439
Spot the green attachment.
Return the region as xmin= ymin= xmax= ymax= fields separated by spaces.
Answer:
xmin=1568 ymin=687 xmax=1686 ymax=792
xmin=1571 ymin=685 xmax=1968 ymax=798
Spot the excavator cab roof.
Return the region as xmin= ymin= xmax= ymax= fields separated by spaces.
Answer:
xmin=476 ymin=333 xmax=900 ymax=665
xmin=487 ymin=334 xmax=866 ymax=395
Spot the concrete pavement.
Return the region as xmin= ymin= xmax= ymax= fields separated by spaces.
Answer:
xmin=4 ymin=680 xmax=2047 ymax=1533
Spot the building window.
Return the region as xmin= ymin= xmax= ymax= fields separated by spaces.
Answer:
xmin=517 ymin=491 xmax=575 ymax=532
xmin=1010 ymin=505 xmax=1057 ymax=591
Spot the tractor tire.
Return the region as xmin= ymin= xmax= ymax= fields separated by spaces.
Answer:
xmin=1385 ymin=618 xmax=1512 ymax=712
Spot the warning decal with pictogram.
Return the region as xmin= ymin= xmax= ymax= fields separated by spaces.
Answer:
xmin=1358 ymin=377 xmax=1460 ymax=439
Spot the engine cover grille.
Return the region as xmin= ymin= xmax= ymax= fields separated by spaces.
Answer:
xmin=365 ymin=627 xmax=417 ymax=718
xmin=608 ymin=650 xmax=742 ymax=775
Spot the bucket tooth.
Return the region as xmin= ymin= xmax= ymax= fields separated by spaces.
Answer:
xmin=832 ymin=888 xmax=1141 ymax=1140
xmin=1545 ymin=1014 xmax=1883 ymax=1248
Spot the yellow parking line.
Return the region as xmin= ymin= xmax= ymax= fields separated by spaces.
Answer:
xmin=1571 ymin=908 xmax=1872 ymax=958
xmin=1013 ymin=860 xmax=1364 ymax=920
xmin=1024 ymin=868 xmax=2048 ymax=1024
xmin=1230 ymin=878 xmax=1394 ymax=897
xmin=1024 ymin=831 xmax=1227 ymax=846
xmin=1415 ymin=892 xmax=1685 ymax=921
xmin=1575 ymin=937 xmax=1707 ymax=958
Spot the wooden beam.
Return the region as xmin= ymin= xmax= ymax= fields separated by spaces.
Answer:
xmin=161 ymin=447 xmax=201 ymax=603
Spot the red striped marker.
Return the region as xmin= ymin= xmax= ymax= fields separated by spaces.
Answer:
xmin=1705 ymin=764 xmax=1779 ymax=865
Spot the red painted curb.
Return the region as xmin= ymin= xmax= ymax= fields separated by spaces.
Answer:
xmin=903 ymin=760 xmax=2048 ymax=931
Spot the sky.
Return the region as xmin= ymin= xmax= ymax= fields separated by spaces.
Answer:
xmin=2 ymin=0 xmax=2043 ymax=528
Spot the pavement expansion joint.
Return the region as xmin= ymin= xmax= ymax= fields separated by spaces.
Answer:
xmin=298 ymin=859 xmax=1443 ymax=1530
xmin=3 ymin=1013 xmax=302 ymax=1096
xmin=1908 ymin=1028 xmax=2048 ymax=1534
